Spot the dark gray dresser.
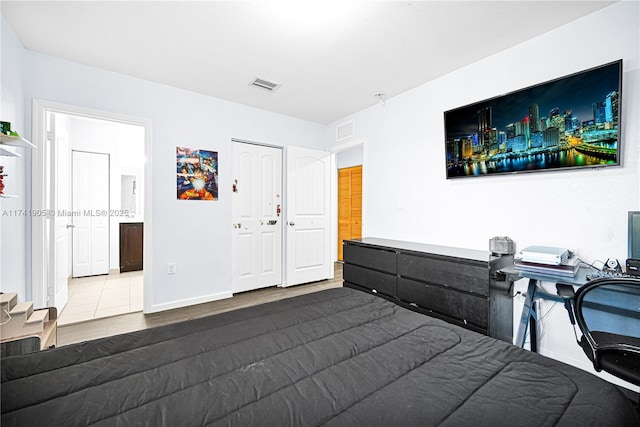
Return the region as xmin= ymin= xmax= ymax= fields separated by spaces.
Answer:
xmin=343 ymin=238 xmax=513 ymax=343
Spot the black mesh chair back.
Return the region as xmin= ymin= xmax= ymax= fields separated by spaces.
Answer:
xmin=574 ymin=277 xmax=640 ymax=386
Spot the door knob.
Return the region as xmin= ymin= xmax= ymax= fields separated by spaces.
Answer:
xmin=66 ymin=224 xmax=75 ymax=229
xmin=288 ymin=221 xmax=295 ymax=226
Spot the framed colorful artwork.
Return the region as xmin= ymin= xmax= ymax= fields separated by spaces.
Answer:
xmin=176 ymin=147 xmax=218 ymax=200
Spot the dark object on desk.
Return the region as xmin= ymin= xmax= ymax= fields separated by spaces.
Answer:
xmin=603 ymin=258 xmax=623 ymax=273
xmin=2 ymin=288 xmax=638 ymax=426
xmin=626 ymin=258 xmax=640 ymax=276
xmin=628 ymin=211 xmax=640 ymax=259
xmin=556 ymin=278 xmax=640 ymax=389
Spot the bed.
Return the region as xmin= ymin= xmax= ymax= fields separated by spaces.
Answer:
xmin=2 ymin=287 xmax=638 ymax=426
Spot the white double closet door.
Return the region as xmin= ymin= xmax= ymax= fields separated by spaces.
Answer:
xmin=72 ymin=150 xmax=110 ymax=278
xmin=232 ymin=143 xmax=283 ymax=293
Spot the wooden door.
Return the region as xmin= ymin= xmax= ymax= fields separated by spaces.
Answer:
xmin=337 ymin=165 xmax=362 ymax=261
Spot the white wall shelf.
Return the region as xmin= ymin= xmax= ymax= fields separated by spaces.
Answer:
xmin=0 ymin=132 xmax=33 ymax=198
xmin=0 ymin=146 xmax=21 ymax=158
xmin=0 ymin=134 xmax=35 ymax=149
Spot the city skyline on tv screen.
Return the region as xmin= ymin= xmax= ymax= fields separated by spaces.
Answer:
xmin=445 ymin=60 xmax=622 ymax=178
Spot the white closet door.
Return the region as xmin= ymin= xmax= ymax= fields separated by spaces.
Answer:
xmin=232 ymin=142 xmax=282 ymax=293
xmin=72 ymin=151 xmax=110 ymax=277
xmin=257 ymin=147 xmax=283 ymax=287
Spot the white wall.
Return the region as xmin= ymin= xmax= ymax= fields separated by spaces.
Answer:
xmin=326 ymin=2 xmax=639 ymax=390
xmin=66 ymin=115 xmax=145 ymax=272
xmin=0 ymin=17 xmax=29 ymax=301
xmin=336 ymin=145 xmax=363 ymax=169
xmin=21 ymin=51 xmax=326 ymax=313
xmin=334 ymin=2 xmax=639 ymax=261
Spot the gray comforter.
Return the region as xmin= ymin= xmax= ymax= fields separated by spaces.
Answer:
xmin=2 ymin=287 xmax=638 ymax=426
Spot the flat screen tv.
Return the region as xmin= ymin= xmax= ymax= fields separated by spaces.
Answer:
xmin=445 ymin=60 xmax=622 ymax=179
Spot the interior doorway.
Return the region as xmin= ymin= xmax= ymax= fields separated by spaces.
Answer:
xmin=332 ymin=143 xmax=364 ymax=262
xmin=32 ymin=100 xmax=150 ymax=324
xmin=337 ymin=165 xmax=362 ymax=261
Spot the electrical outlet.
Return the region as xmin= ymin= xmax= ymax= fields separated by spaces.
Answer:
xmin=167 ymin=263 xmax=176 ymax=275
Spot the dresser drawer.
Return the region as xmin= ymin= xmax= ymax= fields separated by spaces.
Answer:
xmin=344 ymin=243 xmax=397 ymax=274
xmin=398 ymin=253 xmax=489 ymax=296
xmin=344 ymin=263 xmax=397 ymax=298
xmin=397 ymin=277 xmax=489 ymax=329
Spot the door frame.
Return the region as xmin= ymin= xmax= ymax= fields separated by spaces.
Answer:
xmin=329 ymin=138 xmax=366 ymax=263
xmin=31 ymin=100 xmax=153 ymax=310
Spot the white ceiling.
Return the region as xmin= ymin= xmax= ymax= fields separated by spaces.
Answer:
xmin=1 ymin=1 xmax=616 ymax=125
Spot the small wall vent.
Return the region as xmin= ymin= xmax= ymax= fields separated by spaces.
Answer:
xmin=336 ymin=120 xmax=355 ymax=142
xmin=249 ymin=77 xmax=281 ymax=92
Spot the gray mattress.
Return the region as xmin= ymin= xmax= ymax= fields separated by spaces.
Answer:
xmin=1 ymin=287 xmax=638 ymax=426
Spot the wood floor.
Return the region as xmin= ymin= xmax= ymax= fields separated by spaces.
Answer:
xmin=58 ymin=263 xmax=343 ymax=346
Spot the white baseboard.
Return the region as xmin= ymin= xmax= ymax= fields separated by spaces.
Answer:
xmin=145 ymin=291 xmax=233 ymax=314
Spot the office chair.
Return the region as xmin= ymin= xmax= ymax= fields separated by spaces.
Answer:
xmin=556 ymin=277 xmax=640 ymax=388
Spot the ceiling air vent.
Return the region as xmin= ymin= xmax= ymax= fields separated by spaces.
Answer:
xmin=336 ymin=120 xmax=355 ymax=142
xmin=249 ymin=77 xmax=281 ymax=92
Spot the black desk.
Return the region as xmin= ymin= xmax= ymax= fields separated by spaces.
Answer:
xmin=502 ymin=265 xmax=598 ymax=352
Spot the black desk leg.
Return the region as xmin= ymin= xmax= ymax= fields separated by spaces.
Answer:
xmin=529 ymin=300 xmax=537 ymax=353
xmin=515 ymin=279 xmax=538 ymax=351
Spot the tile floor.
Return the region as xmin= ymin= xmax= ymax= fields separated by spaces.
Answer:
xmin=57 ymin=271 xmax=143 ymax=326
